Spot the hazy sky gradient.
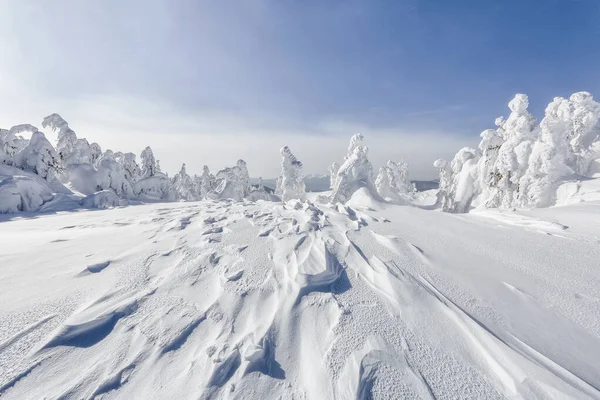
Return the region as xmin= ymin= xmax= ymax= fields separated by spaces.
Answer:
xmin=1 ymin=0 xmax=599 ymax=179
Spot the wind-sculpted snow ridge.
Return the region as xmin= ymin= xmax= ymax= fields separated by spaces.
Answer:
xmin=1 ymin=197 xmax=600 ymax=399
xmin=438 ymin=91 xmax=600 ymax=212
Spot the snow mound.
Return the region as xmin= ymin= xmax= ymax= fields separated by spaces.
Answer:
xmin=0 ymin=175 xmax=54 ymax=213
xmin=80 ymin=190 xmax=126 ymax=209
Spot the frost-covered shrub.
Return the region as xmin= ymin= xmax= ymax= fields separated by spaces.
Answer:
xmin=330 ymin=135 xmax=377 ymax=203
xmin=275 ymin=146 xmax=305 ymax=201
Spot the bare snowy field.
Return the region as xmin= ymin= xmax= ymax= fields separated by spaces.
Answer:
xmin=1 ymin=192 xmax=600 ymax=399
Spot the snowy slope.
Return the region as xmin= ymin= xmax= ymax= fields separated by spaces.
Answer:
xmin=1 ymin=196 xmax=600 ymax=399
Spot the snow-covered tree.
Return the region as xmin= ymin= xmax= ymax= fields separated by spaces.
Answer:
xmin=567 ymin=92 xmax=600 ymax=175
xmin=345 ymin=133 xmax=364 ymax=160
xmin=140 ymin=146 xmax=158 ymax=178
xmin=237 ymin=159 xmax=250 ymax=197
xmin=42 ymin=113 xmax=78 ymax=164
xmin=0 ymin=125 xmax=34 ymax=165
xmin=195 ymin=165 xmax=215 ymax=199
xmin=90 ymin=142 xmax=102 ymax=166
xmin=330 ymin=135 xmax=377 ymax=203
xmin=519 ymin=97 xmax=574 ymax=207
xmin=96 ymin=149 xmax=134 ymax=197
xmin=14 ymin=130 xmax=61 ymax=180
xmin=493 ymin=94 xmax=539 ymax=208
xmin=433 ymin=159 xmax=453 ymax=211
xmin=375 ymin=160 xmax=414 ymax=202
xmin=172 ymin=163 xmax=196 ymax=200
xmin=447 ymin=148 xmax=479 ymax=213
xmin=328 ymin=162 xmax=340 ymax=189
xmin=120 ymin=152 xmax=141 ymax=187
xmin=275 ymin=146 xmax=306 ymax=201
xmin=477 ymin=128 xmax=504 ymax=207
xmin=209 ymin=160 xmax=250 ymax=201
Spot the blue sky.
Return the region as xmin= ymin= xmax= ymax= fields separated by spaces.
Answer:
xmin=1 ymin=0 xmax=599 ymax=178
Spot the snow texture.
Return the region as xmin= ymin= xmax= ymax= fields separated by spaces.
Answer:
xmin=1 ymin=193 xmax=600 ymax=399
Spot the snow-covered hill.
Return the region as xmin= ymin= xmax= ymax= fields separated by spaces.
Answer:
xmin=1 ymin=191 xmax=599 ymax=399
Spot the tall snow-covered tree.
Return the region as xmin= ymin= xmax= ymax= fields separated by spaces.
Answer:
xmin=236 ymin=159 xmax=250 ymax=197
xmin=519 ymin=97 xmax=574 ymax=207
xmin=328 ymin=162 xmax=340 ymax=189
xmin=172 ymin=163 xmax=196 ymax=200
xmin=42 ymin=114 xmax=78 ymax=164
xmin=196 ymin=165 xmax=215 ymax=198
xmin=447 ymin=148 xmax=479 ymax=213
xmin=120 ymin=152 xmax=141 ymax=187
xmin=140 ymin=146 xmax=158 ymax=178
xmin=276 ymin=146 xmax=306 ymax=201
xmin=477 ymin=128 xmax=504 ymax=207
xmin=567 ymin=92 xmax=600 ymax=175
xmin=493 ymin=94 xmax=539 ymax=208
xmin=433 ymin=159 xmax=453 ymax=211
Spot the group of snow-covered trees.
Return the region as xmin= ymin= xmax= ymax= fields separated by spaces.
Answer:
xmin=6 ymin=91 xmax=595 ymax=214
xmin=0 ymin=112 xmax=418 ymax=212
xmin=436 ymin=92 xmax=600 ymax=212
xmin=0 ymin=114 xmax=273 ymax=208
xmin=326 ymin=133 xmax=415 ymax=203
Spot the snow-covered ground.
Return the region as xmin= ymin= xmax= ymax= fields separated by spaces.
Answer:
xmin=1 ymin=191 xmax=600 ymax=399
